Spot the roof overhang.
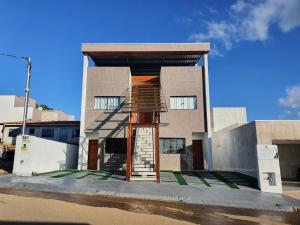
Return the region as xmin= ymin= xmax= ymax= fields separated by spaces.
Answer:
xmin=81 ymin=43 xmax=210 ymax=67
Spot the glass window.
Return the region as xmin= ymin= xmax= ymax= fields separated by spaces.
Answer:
xmin=72 ymin=128 xmax=80 ymax=137
xmin=29 ymin=128 xmax=35 ymax=135
xmin=160 ymin=138 xmax=185 ymax=154
xmin=41 ymin=129 xmax=54 ymax=137
xmin=8 ymin=128 xmax=21 ymax=137
xmin=94 ymin=96 xmax=120 ymax=110
xmin=170 ymin=96 xmax=197 ymax=110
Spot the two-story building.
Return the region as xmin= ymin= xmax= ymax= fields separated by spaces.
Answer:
xmin=79 ymin=43 xmax=212 ymax=182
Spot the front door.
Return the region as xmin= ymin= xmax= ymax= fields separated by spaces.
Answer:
xmin=88 ymin=139 xmax=98 ymax=170
xmin=193 ymin=140 xmax=204 ymax=170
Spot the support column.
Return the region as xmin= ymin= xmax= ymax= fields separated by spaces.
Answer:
xmin=78 ymin=54 xmax=89 ymax=170
xmin=203 ymin=53 xmax=213 ymax=170
xmin=155 ymin=123 xmax=160 ymax=183
xmin=126 ymin=124 xmax=132 ymax=181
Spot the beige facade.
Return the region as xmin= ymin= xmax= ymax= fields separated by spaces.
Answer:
xmin=79 ymin=43 xmax=211 ymax=171
xmin=160 ymin=66 xmax=206 ymax=170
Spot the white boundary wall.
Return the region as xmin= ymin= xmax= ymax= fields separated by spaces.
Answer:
xmin=13 ymin=136 xmax=78 ymax=176
xmin=212 ymin=122 xmax=284 ymax=193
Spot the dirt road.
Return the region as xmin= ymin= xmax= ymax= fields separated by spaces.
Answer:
xmin=0 ymin=189 xmax=299 ymax=225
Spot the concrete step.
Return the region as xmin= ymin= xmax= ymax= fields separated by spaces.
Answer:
xmin=133 ymin=168 xmax=154 ymax=172
xmin=135 ymin=153 xmax=154 ymax=157
xmin=133 ymin=164 xmax=154 ymax=168
xmin=132 ymin=171 xmax=156 ymax=176
xmin=135 ymin=147 xmax=153 ymax=150
xmin=136 ymin=144 xmax=153 ymax=147
xmin=135 ymin=152 xmax=154 ymax=155
xmin=133 ymin=162 xmax=154 ymax=166
xmin=130 ymin=176 xmax=156 ymax=181
xmin=135 ymin=156 xmax=154 ymax=160
xmin=141 ymin=157 xmax=154 ymax=161
xmin=134 ymin=158 xmax=153 ymax=161
xmin=134 ymin=160 xmax=154 ymax=163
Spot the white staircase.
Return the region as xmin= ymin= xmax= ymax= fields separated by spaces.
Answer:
xmin=131 ymin=127 xmax=156 ymax=181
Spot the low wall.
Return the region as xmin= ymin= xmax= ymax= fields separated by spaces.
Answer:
xmin=13 ymin=136 xmax=78 ymax=176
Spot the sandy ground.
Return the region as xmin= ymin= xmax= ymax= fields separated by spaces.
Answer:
xmin=284 ymin=191 xmax=300 ymax=201
xmin=0 ymin=193 xmax=193 ymax=225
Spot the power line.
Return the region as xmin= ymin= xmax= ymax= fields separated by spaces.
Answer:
xmin=0 ymin=52 xmax=29 ymax=61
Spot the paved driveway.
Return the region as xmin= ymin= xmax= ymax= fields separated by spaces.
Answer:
xmin=35 ymin=170 xmax=258 ymax=191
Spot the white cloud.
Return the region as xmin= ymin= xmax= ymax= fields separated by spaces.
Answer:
xmin=190 ymin=0 xmax=300 ymax=54
xmin=190 ymin=22 xmax=237 ymax=50
xmin=231 ymin=0 xmax=249 ymax=12
xmin=278 ymin=84 xmax=300 ymax=108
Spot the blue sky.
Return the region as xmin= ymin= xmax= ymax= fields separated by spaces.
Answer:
xmin=0 ymin=0 xmax=300 ymax=121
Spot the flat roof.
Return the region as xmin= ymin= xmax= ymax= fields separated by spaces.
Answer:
xmin=82 ymin=43 xmax=210 ymax=55
xmin=81 ymin=43 xmax=210 ymax=68
xmin=0 ymin=120 xmax=80 ymax=126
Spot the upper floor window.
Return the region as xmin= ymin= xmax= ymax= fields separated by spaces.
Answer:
xmin=94 ymin=96 xmax=120 ymax=110
xmin=170 ymin=96 xmax=197 ymax=110
xmin=41 ymin=128 xmax=54 ymax=137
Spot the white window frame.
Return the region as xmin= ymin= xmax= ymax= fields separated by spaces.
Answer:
xmin=170 ymin=96 xmax=197 ymax=110
xmin=94 ymin=96 xmax=120 ymax=110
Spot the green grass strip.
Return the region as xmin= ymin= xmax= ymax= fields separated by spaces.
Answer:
xmin=99 ymin=172 xmax=113 ymax=180
xmin=233 ymin=172 xmax=258 ymax=189
xmin=76 ymin=173 xmax=92 ymax=179
xmin=91 ymin=172 xmax=107 ymax=177
xmin=173 ymin=172 xmax=187 ymax=185
xmin=51 ymin=170 xmax=78 ymax=178
xmin=193 ymin=172 xmax=211 ymax=187
xmin=210 ymin=171 xmax=239 ymax=189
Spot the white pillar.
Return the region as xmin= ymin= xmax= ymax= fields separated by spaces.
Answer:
xmin=203 ymin=53 xmax=213 ymax=170
xmin=78 ymin=55 xmax=89 ymax=170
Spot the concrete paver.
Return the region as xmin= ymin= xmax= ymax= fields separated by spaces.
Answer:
xmin=34 ymin=170 xmax=259 ymax=191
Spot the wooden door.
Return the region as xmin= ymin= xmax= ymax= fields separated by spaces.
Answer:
xmin=193 ymin=140 xmax=204 ymax=170
xmin=88 ymin=139 xmax=98 ymax=170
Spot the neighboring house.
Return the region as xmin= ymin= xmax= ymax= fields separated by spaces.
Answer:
xmin=211 ymin=107 xmax=300 ymax=193
xmin=0 ymin=121 xmax=80 ymax=146
xmin=34 ymin=110 xmax=75 ymax=122
xmin=0 ymin=95 xmax=75 ymax=142
xmin=0 ymin=96 xmax=36 ymax=141
xmin=79 ymin=43 xmax=212 ymax=181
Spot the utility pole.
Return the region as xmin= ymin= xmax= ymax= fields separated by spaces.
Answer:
xmin=21 ymin=57 xmax=32 ymax=136
xmin=0 ymin=53 xmax=32 ymax=137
